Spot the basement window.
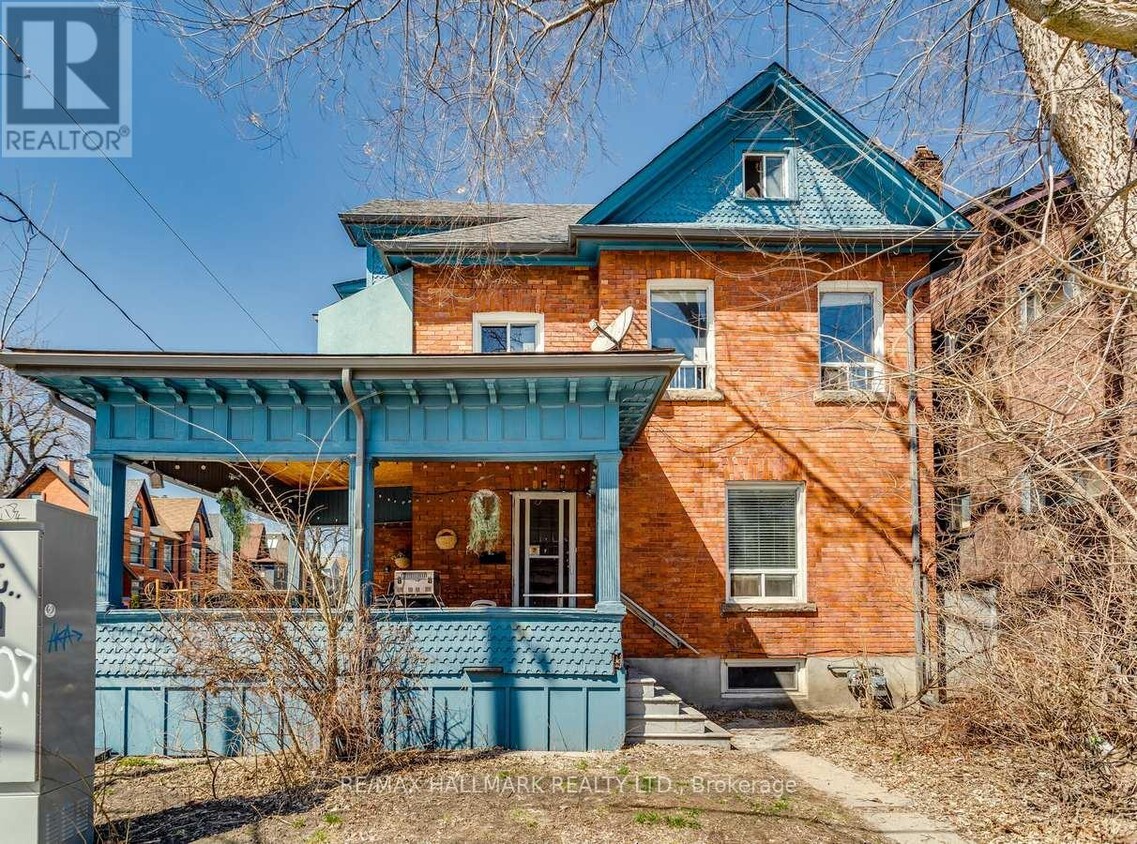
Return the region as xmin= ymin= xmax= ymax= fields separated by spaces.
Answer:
xmin=722 ymin=659 xmax=803 ymax=697
xmin=742 ymin=153 xmax=788 ymax=199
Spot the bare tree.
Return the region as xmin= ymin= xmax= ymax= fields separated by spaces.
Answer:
xmin=142 ymin=0 xmax=763 ymax=195
xmin=0 ymin=192 xmax=85 ymax=495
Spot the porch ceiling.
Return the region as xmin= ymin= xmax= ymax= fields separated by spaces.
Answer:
xmin=2 ymin=349 xmax=682 ymax=451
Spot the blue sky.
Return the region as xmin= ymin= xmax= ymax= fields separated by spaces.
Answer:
xmin=6 ymin=17 xmax=803 ymax=354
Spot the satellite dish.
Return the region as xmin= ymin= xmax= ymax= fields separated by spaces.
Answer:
xmin=589 ymin=306 xmax=634 ymax=352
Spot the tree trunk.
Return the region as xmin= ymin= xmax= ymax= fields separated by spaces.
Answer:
xmin=1009 ymin=0 xmax=1137 ymax=52
xmin=1011 ymin=11 xmax=1137 ymax=284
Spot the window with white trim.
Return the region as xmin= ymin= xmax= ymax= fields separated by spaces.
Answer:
xmin=819 ymin=282 xmax=884 ymax=391
xmin=726 ymin=483 xmax=805 ymax=601
xmin=649 ymin=281 xmax=713 ymax=390
xmin=742 ymin=153 xmax=789 ymax=199
xmin=473 ymin=312 xmax=544 ymax=353
xmin=722 ymin=659 xmax=803 ymax=696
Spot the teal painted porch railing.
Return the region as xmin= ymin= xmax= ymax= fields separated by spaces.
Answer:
xmin=94 ymin=608 xmax=627 ymax=755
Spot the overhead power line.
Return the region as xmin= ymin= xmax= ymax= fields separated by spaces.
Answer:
xmin=0 ymin=190 xmax=165 ymax=350
xmin=0 ymin=33 xmax=286 ymax=353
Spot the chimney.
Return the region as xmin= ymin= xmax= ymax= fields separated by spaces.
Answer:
xmin=907 ymin=145 xmax=943 ymax=196
xmin=57 ymin=459 xmax=74 ymax=480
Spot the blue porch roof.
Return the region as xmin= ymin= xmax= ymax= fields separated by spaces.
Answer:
xmin=0 ymin=350 xmax=681 ymax=459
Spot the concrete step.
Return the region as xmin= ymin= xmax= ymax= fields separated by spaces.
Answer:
xmin=625 ymin=692 xmax=683 ymax=716
xmin=626 ymin=719 xmax=734 ymax=748
xmin=627 ymin=708 xmax=711 ymax=735
xmin=624 ymin=675 xmax=658 ymax=700
xmin=623 ymin=671 xmax=733 ymax=749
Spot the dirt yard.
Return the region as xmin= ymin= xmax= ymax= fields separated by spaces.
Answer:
xmin=717 ymin=708 xmax=1137 ymax=844
xmin=94 ymin=744 xmax=887 ymax=844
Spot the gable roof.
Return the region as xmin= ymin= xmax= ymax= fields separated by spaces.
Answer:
xmin=123 ymin=478 xmax=161 ymax=525
xmin=151 ymin=497 xmax=211 ymax=535
xmin=579 ymin=62 xmax=969 ymax=232
xmin=10 ymin=462 xmax=90 ymax=504
xmin=340 ymin=63 xmax=971 ymax=265
xmin=239 ymin=521 xmax=270 ymax=562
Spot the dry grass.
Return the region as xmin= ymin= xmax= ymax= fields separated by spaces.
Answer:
xmin=94 ymin=745 xmax=888 ymax=843
xmin=777 ymin=709 xmax=1137 ymax=844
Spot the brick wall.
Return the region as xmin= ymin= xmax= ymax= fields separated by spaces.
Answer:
xmin=413 ymin=265 xmax=599 ymax=353
xmin=374 ymin=461 xmax=595 ymax=609
xmin=411 ymin=248 xmax=935 ymax=661
xmin=15 ymin=471 xmax=88 ymax=512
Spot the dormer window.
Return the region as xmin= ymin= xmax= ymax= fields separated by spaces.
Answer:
xmin=742 ymin=153 xmax=788 ymax=199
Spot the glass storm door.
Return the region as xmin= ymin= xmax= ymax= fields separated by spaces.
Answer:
xmin=514 ymin=493 xmax=576 ymax=607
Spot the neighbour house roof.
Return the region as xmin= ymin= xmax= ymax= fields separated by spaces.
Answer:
xmin=123 ymin=478 xmax=160 ymax=526
xmin=206 ymin=514 xmax=223 ymax=553
xmin=340 ymin=62 xmax=973 ymax=265
xmin=265 ymin=532 xmax=293 ymax=565
xmin=151 ymin=497 xmax=211 ymax=536
xmin=240 ymin=522 xmax=270 ymax=562
xmin=9 ymin=462 xmax=90 ymax=504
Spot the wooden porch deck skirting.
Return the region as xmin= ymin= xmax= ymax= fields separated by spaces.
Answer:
xmin=94 ymin=607 xmax=627 ymax=755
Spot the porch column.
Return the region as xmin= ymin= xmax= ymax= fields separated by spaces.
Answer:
xmin=594 ymin=452 xmax=623 ymax=612
xmin=346 ymin=457 xmax=375 ymax=607
xmin=90 ymin=453 xmax=126 ymax=612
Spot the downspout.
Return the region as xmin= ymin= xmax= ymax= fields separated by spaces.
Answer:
xmin=341 ymin=368 xmax=366 ymax=610
xmin=50 ymin=389 xmax=96 ymax=440
xmin=904 ymin=265 xmax=954 ymax=690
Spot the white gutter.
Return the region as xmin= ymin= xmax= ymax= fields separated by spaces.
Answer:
xmin=0 ymin=350 xmax=683 ymax=381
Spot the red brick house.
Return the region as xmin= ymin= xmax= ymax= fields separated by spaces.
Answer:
xmin=2 ymin=64 xmax=976 ymax=748
xmin=10 ymin=459 xmax=90 ymax=513
xmin=151 ymin=497 xmax=216 ymax=595
xmin=11 ymin=464 xmax=220 ymax=604
xmin=313 ymin=63 xmax=976 ymax=708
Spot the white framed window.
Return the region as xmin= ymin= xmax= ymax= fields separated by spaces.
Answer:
xmin=818 ymin=281 xmax=884 ymax=392
xmin=472 ymin=312 xmax=544 ymax=353
xmin=1018 ymin=285 xmax=1041 ymax=326
xmin=725 ymin=482 xmax=806 ymax=603
xmin=721 ymin=659 xmax=805 ymax=697
xmin=742 ymin=152 xmax=790 ymax=200
xmin=648 ymin=280 xmax=714 ymax=390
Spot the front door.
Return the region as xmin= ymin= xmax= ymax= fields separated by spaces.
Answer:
xmin=513 ymin=493 xmax=576 ymax=607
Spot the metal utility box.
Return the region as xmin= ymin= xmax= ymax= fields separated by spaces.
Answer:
xmin=0 ymin=500 xmax=96 ymax=843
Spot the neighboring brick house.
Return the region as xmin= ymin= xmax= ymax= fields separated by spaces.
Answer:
xmin=121 ymin=479 xmax=183 ymax=602
xmin=9 ymin=459 xmax=90 ymax=512
xmin=11 ymin=464 xmax=187 ymax=604
xmin=931 ymin=176 xmax=1110 ymax=674
xmin=151 ymin=497 xmax=216 ymax=594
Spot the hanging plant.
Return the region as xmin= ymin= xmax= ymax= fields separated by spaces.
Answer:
xmin=217 ymin=486 xmax=248 ymax=546
xmin=467 ymin=489 xmax=501 ymax=553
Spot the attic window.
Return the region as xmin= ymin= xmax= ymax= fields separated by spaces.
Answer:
xmin=743 ymin=153 xmax=788 ymax=199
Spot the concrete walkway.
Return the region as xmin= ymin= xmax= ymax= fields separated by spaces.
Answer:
xmin=728 ymin=722 xmax=972 ymax=844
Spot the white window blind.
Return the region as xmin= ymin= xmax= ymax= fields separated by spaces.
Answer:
xmin=727 ymin=485 xmax=802 ymax=600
